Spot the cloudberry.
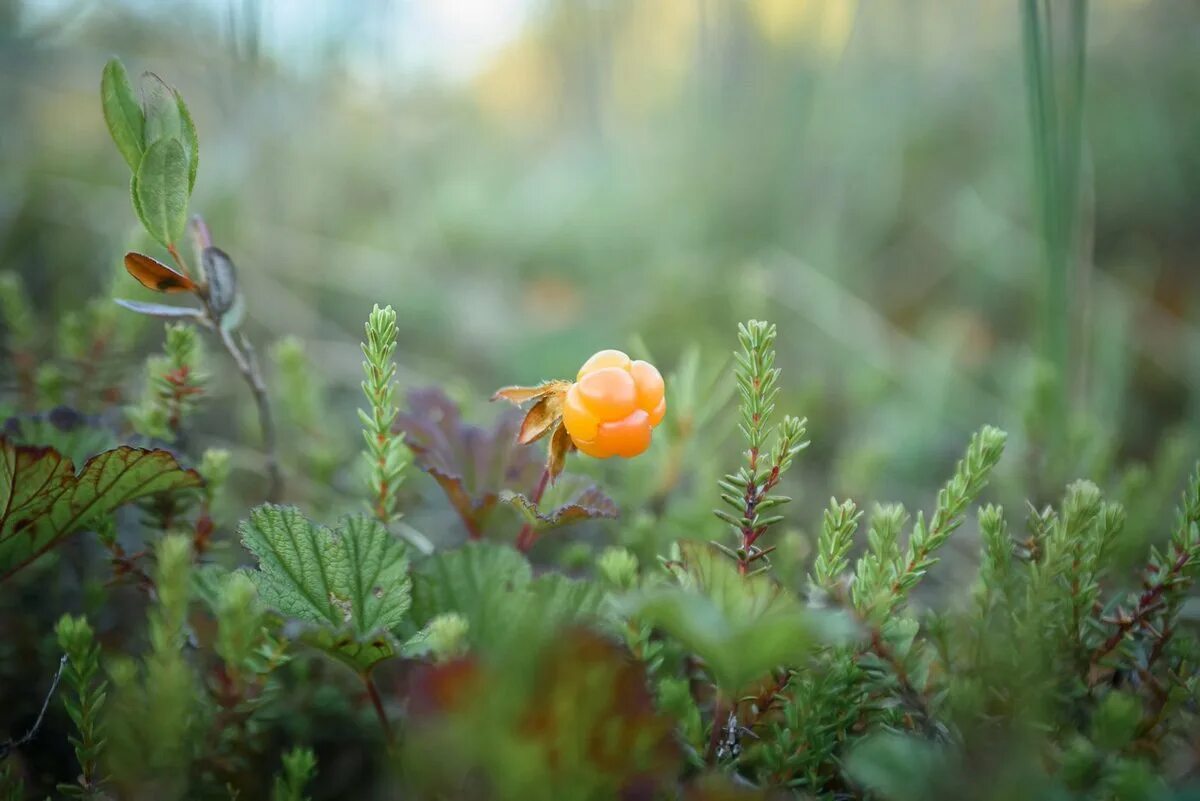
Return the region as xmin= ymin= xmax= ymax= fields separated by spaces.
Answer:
xmin=562 ymin=349 xmax=666 ymax=459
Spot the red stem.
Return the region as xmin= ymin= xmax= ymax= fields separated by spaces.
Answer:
xmin=364 ymin=673 xmax=393 ymax=745
xmin=516 ymin=466 xmax=552 ymax=553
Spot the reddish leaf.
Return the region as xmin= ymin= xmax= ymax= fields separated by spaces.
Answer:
xmin=519 ymin=629 xmax=681 ymax=790
xmin=0 ymin=435 xmax=203 ymax=581
xmin=394 ymin=388 xmax=543 ymax=538
xmin=406 ymin=628 xmax=679 ymax=796
xmin=124 ymin=251 xmax=197 ymax=293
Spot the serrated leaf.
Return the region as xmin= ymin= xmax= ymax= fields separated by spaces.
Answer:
xmin=622 ymin=541 xmax=857 ymax=692
xmin=525 ymin=573 xmax=608 ymax=629
xmin=296 ymin=624 xmax=397 ymax=675
xmin=411 ymin=542 xmax=607 ymax=652
xmin=410 ymin=541 xmax=531 ymax=647
xmin=240 ymin=505 xmax=411 ymax=640
xmin=0 ymin=436 xmax=203 ymax=581
xmin=100 ymin=58 xmax=144 ymax=172
xmin=395 ymin=388 xmax=543 ymax=537
xmin=500 ymin=476 xmax=618 ymax=530
xmin=135 ymin=138 xmax=190 ymax=247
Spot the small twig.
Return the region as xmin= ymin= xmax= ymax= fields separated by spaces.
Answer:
xmin=1090 ymin=545 xmax=1189 ymax=669
xmin=0 ymin=655 xmax=67 ymax=761
xmin=363 ymin=674 xmax=393 ymax=745
xmin=217 ymin=325 xmax=282 ymax=502
xmin=515 ymin=465 xmax=551 ymax=552
xmin=705 ymin=692 xmax=726 ymax=764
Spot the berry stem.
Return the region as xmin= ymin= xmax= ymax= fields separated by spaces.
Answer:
xmin=515 ymin=465 xmax=551 ymax=553
xmin=363 ymin=673 xmax=393 ymax=745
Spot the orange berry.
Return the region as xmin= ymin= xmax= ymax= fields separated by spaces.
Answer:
xmin=577 ymin=349 xmax=632 ymax=380
xmin=563 ymin=349 xmax=666 ymax=459
xmin=647 ymin=397 xmax=666 ymax=427
xmin=596 ymin=409 xmax=652 ymax=458
xmin=575 ymin=367 xmax=637 ymax=420
xmin=562 ymin=383 xmax=599 ymax=441
xmin=630 ymin=359 xmax=664 ymax=411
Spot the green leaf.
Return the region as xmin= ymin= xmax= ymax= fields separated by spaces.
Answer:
xmin=525 ymin=573 xmax=608 ymax=629
xmin=411 ymin=541 xmax=531 ymax=648
xmin=298 ymin=625 xmax=397 ymax=675
xmin=624 ymin=542 xmax=856 ymax=692
xmin=411 ymin=542 xmax=607 ymax=652
xmin=0 ymin=436 xmax=203 ymax=581
xmin=3 ymin=407 xmax=118 ymax=467
xmin=239 ymin=505 xmax=411 ymax=639
xmin=141 ymin=73 xmax=183 ymax=150
xmin=844 ymin=734 xmax=945 ymax=801
xmin=100 ymin=58 xmax=144 ymax=172
xmin=176 ymin=93 xmax=199 ymax=192
xmin=135 ymin=138 xmax=190 ymax=247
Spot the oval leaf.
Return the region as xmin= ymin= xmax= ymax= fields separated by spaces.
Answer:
xmin=114 ymin=298 xmax=203 ymax=320
xmin=177 ymin=91 xmax=200 ymax=192
xmin=135 ymin=138 xmax=190 ymax=247
xmin=141 ymin=72 xmax=183 ymax=148
xmin=201 ymin=247 xmax=238 ymax=315
xmin=123 ymin=251 xmax=196 ymax=293
xmin=100 ymin=58 xmax=144 ymax=172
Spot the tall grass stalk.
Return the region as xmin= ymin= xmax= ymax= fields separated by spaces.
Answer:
xmin=1021 ymin=0 xmax=1090 ymax=435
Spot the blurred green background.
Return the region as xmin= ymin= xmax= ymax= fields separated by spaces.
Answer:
xmin=1 ymin=0 xmax=1198 ymax=528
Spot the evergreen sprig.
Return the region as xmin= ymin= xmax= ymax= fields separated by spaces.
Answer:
xmin=271 ymin=747 xmax=317 ymax=801
xmin=850 ymin=504 xmax=909 ymax=614
xmin=714 ymin=320 xmax=809 ymax=576
xmin=810 ymin=498 xmax=861 ymax=593
xmin=105 ymin=535 xmax=196 ymax=795
xmin=1091 ymin=463 xmax=1200 ymax=667
xmin=870 ymin=426 xmax=1006 ymax=618
xmin=358 ymin=305 xmax=407 ymax=524
xmin=55 ymin=615 xmax=107 ymax=799
xmin=129 ymin=322 xmax=206 ymax=441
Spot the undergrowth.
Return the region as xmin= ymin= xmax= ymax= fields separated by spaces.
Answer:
xmin=0 ymin=43 xmax=1198 ymax=801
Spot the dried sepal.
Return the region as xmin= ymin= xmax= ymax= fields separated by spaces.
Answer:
xmin=493 ymin=380 xmax=574 ymax=477
xmin=491 ymin=380 xmax=571 ymax=406
xmin=518 ymin=394 xmax=565 ymax=445
xmin=547 ymin=423 xmax=575 ymax=483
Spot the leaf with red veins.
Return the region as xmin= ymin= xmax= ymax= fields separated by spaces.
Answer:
xmin=0 ymin=436 xmax=203 ymax=581
xmin=395 ymin=388 xmax=544 ymax=538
